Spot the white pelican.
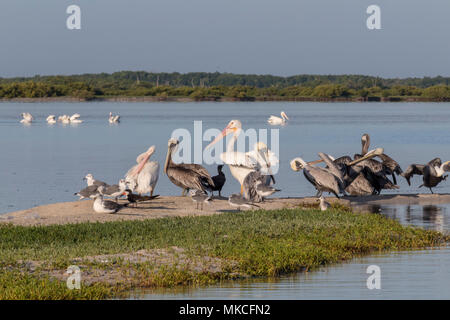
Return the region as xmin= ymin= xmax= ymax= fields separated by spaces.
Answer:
xmin=58 ymin=115 xmax=71 ymax=124
xmin=70 ymin=113 xmax=83 ymax=123
xmin=109 ymin=112 xmax=120 ymax=124
xmin=46 ymin=115 xmax=57 ymax=124
xmin=267 ymin=111 xmax=289 ymax=126
xmin=125 ymin=145 xmax=160 ymax=196
xmin=20 ymin=113 xmax=33 ymax=124
xmin=206 ymin=120 xmax=258 ymax=194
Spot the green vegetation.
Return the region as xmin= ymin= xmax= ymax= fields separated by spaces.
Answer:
xmin=0 ymin=207 xmax=448 ymax=299
xmin=2 ymin=71 xmax=450 ymax=101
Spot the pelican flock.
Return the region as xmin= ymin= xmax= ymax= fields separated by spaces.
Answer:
xmin=59 ymin=109 xmax=450 ymax=213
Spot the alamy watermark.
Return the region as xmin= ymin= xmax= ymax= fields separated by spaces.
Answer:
xmin=366 ymin=265 xmax=381 ymax=290
xmin=66 ymin=265 xmax=81 ymax=290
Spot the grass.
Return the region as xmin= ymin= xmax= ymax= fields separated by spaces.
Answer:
xmin=0 ymin=207 xmax=448 ymax=299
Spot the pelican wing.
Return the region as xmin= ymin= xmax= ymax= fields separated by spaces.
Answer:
xmin=178 ymin=163 xmax=214 ymax=187
xmin=401 ymin=164 xmax=425 ymax=186
xmin=221 ymin=152 xmax=257 ymax=169
xmin=318 ymin=152 xmax=343 ymax=180
xmin=377 ymin=153 xmax=403 ymax=174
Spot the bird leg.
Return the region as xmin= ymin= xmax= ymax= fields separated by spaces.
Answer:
xmin=240 ymin=184 xmax=244 ymax=195
xmin=430 ymin=188 xmax=434 ymax=194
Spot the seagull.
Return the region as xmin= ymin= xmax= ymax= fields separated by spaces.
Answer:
xmin=74 ymin=185 xmax=100 ymax=200
xmin=92 ymin=186 xmax=122 ymax=214
xmin=267 ymin=111 xmax=289 ymax=126
xmin=84 ymin=174 xmax=108 ymax=187
xmin=102 ymin=179 xmax=127 ymax=202
xmin=109 ymin=112 xmax=120 ymax=124
xmin=255 ymin=180 xmax=281 ymax=198
xmin=228 ymin=194 xmax=260 ymax=211
xmin=318 ymin=196 xmax=331 ymax=211
xmin=189 ymin=189 xmax=212 ymax=210
xmin=46 ymin=115 xmax=57 ymax=124
xmin=211 ymin=165 xmax=226 ymax=197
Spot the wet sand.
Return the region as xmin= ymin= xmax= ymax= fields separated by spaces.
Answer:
xmin=2 ymin=194 xmax=450 ymax=227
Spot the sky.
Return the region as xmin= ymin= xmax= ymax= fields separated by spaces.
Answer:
xmin=1 ymin=0 xmax=450 ymax=78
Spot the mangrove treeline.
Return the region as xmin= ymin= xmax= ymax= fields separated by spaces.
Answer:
xmin=2 ymin=71 xmax=450 ymax=101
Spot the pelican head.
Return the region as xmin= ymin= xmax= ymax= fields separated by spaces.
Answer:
xmin=361 ymin=133 xmax=370 ymax=154
xmin=206 ymin=120 xmax=242 ymax=149
xmin=281 ymin=111 xmax=289 ymax=120
xmin=168 ymin=138 xmax=179 ymax=149
xmin=290 ymin=157 xmax=307 ymax=171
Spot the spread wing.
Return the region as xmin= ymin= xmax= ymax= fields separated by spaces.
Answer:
xmin=401 ymin=164 xmax=425 ymax=186
xmin=221 ymin=152 xmax=258 ymax=170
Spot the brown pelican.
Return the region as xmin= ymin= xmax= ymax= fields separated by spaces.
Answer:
xmin=268 ymin=111 xmax=289 ymax=126
xmin=20 ymin=113 xmax=33 ymax=124
xmin=46 ymin=115 xmax=57 ymax=124
xmin=206 ymin=120 xmax=258 ymax=194
xmin=125 ymin=145 xmax=159 ymax=196
xmin=290 ymin=148 xmax=384 ymax=198
xmin=228 ymin=194 xmax=260 ymax=211
xmin=359 ymin=133 xmax=403 ymax=184
xmin=109 ymin=112 xmax=120 ymax=124
xmin=93 ymin=186 xmax=121 ymax=214
xmin=189 ymin=190 xmax=212 ymax=210
xmin=211 ymin=165 xmax=226 ymax=197
xmin=402 ymin=158 xmax=450 ymax=193
xmin=165 ymin=138 xmax=215 ymax=195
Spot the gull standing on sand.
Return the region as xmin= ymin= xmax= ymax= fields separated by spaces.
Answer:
xmin=109 ymin=112 xmax=120 ymax=124
xmin=84 ymin=173 xmax=108 ymax=187
xmin=74 ymin=185 xmax=100 ymax=200
xmin=255 ymin=180 xmax=280 ymax=198
xmin=20 ymin=113 xmax=33 ymax=124
xmin=92 ymin=186 xmax=122 ymax=214
xmin=228 ymin=194 xmax=259 ymax=211
xmin=189 ymin=190 xmax=212 ymax=210
xmin=267 ymin=111 xmax=289 ymax=126
xmin=125 ymin=145 xmax=160 ymax=196
xmin=102 ymin=179 xmax=127 ymax=202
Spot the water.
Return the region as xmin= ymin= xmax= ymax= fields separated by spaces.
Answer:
xmin=2 ymin=101 xmax=450 ymax=213
xmin=135 ymin=203 xmax=450 ymax=300
xmin=1 ymin=101 xmax=449 ymax=299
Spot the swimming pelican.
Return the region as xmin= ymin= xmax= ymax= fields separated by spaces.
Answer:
xmin=267 ymin=111 xmax=289 ymax=126
xmin=70 ymin=113 xmax=83 ymax=124
xmin=46 ymin=115 xmax=57 ymax=124
xmin=109 ymin=112 xmax=120 ymax=124
xmin=206 ymin=120 xmax=260 ymax=194
xmin=402 ymin=158 xmax=450 ymax=193
xmin=20 ymin=113 xmax=33 ymax=124
xmin=290 ymin=148 xmax=384 ymax=198
xmin=125 ymin=145 xmax=160 ymax=196
xmin=58 ymin=115 xmax=71 ymax=124
xmin=165 ymin=138 xmax=215 ymax=195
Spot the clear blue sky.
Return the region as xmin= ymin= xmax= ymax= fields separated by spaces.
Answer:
xmin=1 ymin=0 xmax=449 ymax=78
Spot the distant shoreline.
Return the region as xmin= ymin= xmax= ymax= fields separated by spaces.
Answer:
xmin=0 ymin=96 xmax=444 ymax=103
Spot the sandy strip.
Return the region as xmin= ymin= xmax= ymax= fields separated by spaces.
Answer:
xmin=1 ymin=193 xmax=450 ymax=227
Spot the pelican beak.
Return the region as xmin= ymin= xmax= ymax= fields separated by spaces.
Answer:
xmin=134 ymin=152 xmax=151 ymax=176
xmin=349 ymin=147 xmax=384 ymax=166
xmin=205 ymin=124 xmax=235 ymax=149
xmin=307 ymin=159 xmax=324 ymax=165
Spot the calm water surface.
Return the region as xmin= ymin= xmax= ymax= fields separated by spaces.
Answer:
xmin=1 ymin=102 xmax=449 ymax=299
